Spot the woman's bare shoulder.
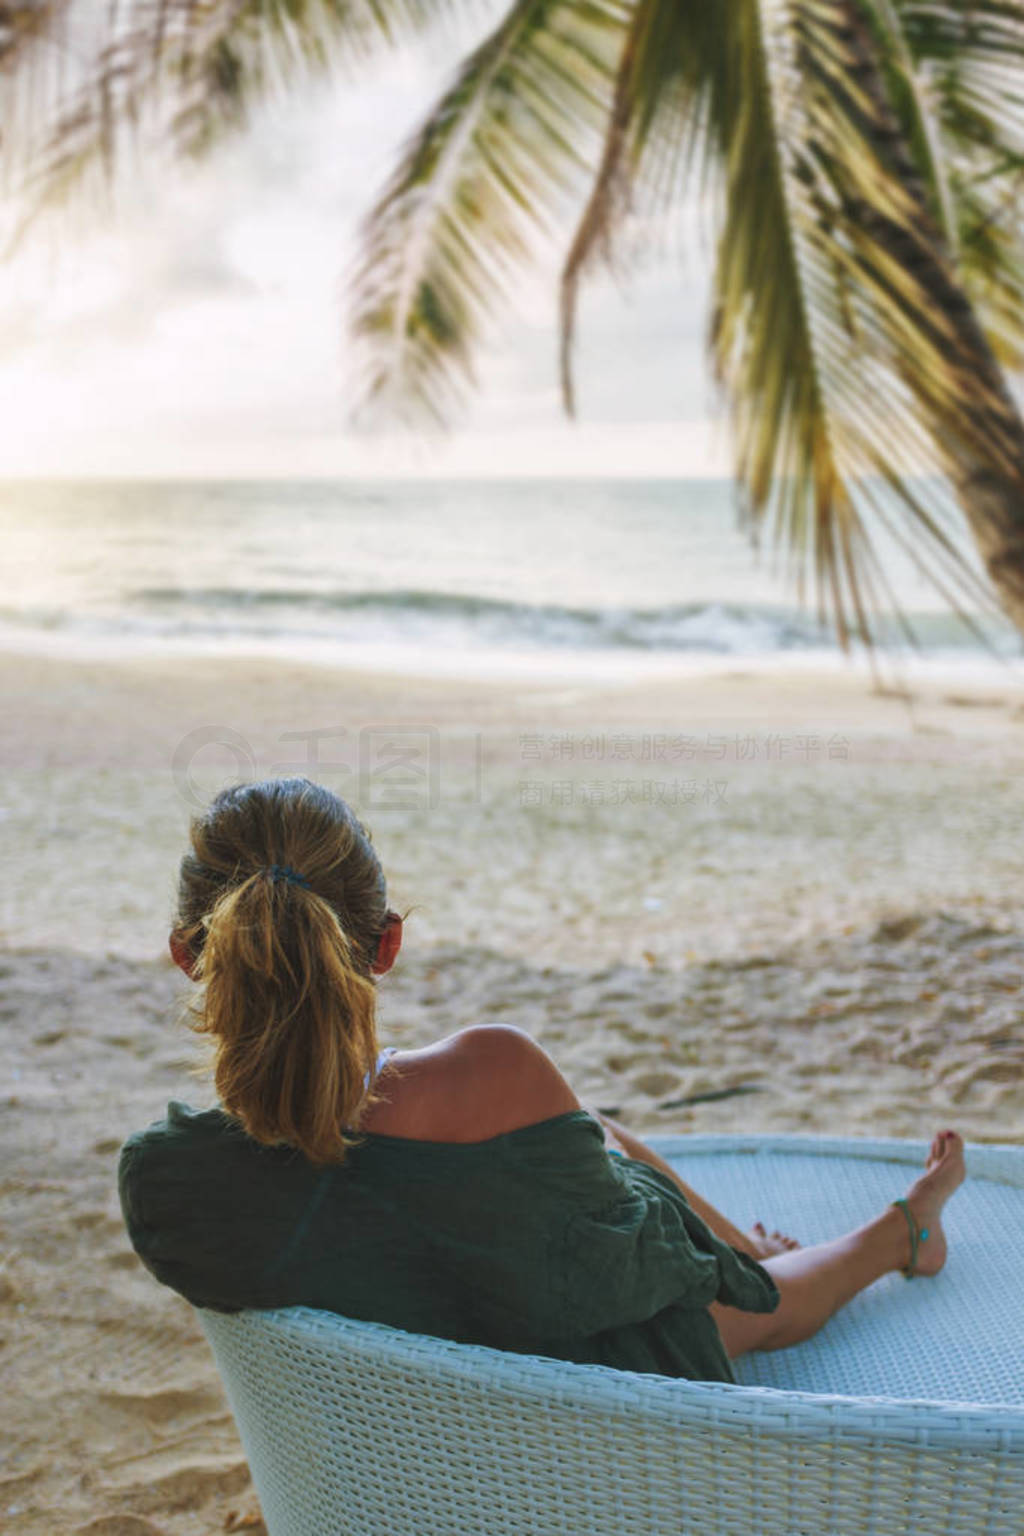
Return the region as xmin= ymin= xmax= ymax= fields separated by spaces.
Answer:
xmin=362 ymin=1026 xmax=580 ymax=1143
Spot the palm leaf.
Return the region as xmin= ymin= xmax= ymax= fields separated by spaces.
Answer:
xmin=557 ymin=0 xmax=726 ymax=415
xmin=6 ymin=0 xmax=475 ymax=236
xmin=709 ymin=0 xmax=1022 ymax=646
xmin=0 ymin=0 xmax=71 ymax=78
xmin=895 ymin=0 xmax=1024 ymax=151
xmin=882 ymin=0 xmax=1024 ymax=366
xmin=854 ymin=0 xmax=959 ymax=244
xmin=711 ymin=0 xmax=893 ymax=645
xmin=949 ymin=154 xmax=1024 ymax=367
xmin=350 ymin=0 xmax=626 ymax=424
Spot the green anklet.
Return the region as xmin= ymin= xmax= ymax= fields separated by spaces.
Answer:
xmin=891 ymin=1198 xmax=929 ymax=1279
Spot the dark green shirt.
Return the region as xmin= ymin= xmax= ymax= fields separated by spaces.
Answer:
xmin=118 ymin=1103 xmax=779 ymax=1384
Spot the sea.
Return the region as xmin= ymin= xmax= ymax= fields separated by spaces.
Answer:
xmin=2 ymin=477 xmax=1021 ymax=683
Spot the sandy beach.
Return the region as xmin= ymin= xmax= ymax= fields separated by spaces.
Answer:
xmin=4 ymin=649 xmax=1024 ymax=1534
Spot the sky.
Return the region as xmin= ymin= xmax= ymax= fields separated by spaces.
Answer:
xmin=0 ymin=27 xmax=729 ymax=480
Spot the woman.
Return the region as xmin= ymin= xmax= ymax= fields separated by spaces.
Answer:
xmin=119 ymin=777 xmax=964 ymax=1382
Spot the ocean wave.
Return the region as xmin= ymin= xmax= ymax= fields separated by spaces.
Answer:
xmin=126 ymin=585 xmax=1021 ymax=656
xmin=122 ymin=586 xmax=838 ymax=651
xmin=0 ymin=584 xmax=1018 ymax=659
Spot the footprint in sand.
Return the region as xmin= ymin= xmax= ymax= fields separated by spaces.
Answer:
xmin=632 ymin=1070 xmax=682 ymax=1098
xmin=97 ymin=1458 xmax=251 ymax=1516
xmin=105 ymin=1250 xmax=141 ymax=1271
xmin=642 ymin=1000 xmax=680 ymax=1020
xmin=947 ymin=1058 xmax=1024 ymax=1100
xmin=72 ymin=1209 xmax=123 ymax=1234
xmin=96 ymin=1383 xmax=227 ymax=1430
xmin=74 ymin=1518 xmax=166 ymax=1535
xmin=605 ymin=1018 xmax=652 ymax=1045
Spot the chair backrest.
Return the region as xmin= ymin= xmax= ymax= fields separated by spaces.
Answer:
xmin=199 ymin=1305 xmax=1024 ymax=1536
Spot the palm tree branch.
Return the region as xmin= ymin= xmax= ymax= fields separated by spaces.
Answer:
xmin=559 ymin=0 xmax=740 ymax=416
xmin=894 ymin=0 xmax=1024 ymax=152
xmin=350 ymin=0 xmax=627 ymax=423
xmin=6 ymin=0 xmax=485 ymax=228
xmin=557 ymin=0 xmax=650 ymax=417
xmin=714 ymin=0 xmax=876 ymax=640
xmin=711 ymin=0 xmax=1024 ymax=646
xmin=852 ymin=0 xmax=959 ymax=247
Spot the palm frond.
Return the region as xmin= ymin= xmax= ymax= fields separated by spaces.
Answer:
xmin=953 ymin=154 xmax=1024 ymax=367
xmin=851 ymin=0 xmax=960 ymax=251
xmin=710 ymin=0 xmax=1024 ymax=647
xmin=895 ymin=0 xmax=1024 ymax=154
xmin=0 ymin=0 xmax=65 ymax=71
xmin=711 ymin=0 xmax=886 ymax=646
xmin=556 ymin=16 xmax=640 ymax=418
xmin=6 ymin=0 xmax=476 ymax=235
xmin=851 ymin=2 xmax=1024 ymax=393
xmin=557 ymin=0 xmax=700 ymax=414
xmin=350 ymin=0 xmax=626 ymax=425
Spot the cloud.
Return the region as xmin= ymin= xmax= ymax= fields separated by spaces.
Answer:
xmin=0 ymin=37 xmax=723 ymax=477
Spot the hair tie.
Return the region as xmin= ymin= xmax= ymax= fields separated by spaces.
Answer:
xmin=263 ymin=864 xmax=312 ymax=890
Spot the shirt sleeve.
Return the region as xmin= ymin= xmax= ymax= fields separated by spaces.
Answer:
xmin=532 ymin=1115 xmax=780 ymax=1341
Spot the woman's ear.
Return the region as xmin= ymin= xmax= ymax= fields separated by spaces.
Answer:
xmin=169 ymin=930 xmax=198 ymax=979
xmin=371 ymin=912 xmax=403 ymax=976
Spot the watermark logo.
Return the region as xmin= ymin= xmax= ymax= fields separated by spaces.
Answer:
xmin=517 ymin=778 xmax=728 ymax=808
xmin=171 ymin=723 xmax=848 ymax=811
xmin=172 ymin=723 xmax=478 ymax=810
xmin=171 ymin=726 xmax=260 ymax=810
xmin=518 ymin=731 xmax=850 ymax=763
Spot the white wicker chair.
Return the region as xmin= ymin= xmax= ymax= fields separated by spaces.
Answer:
xmin=198 ymin=1135 xmax=1024 ymax=1536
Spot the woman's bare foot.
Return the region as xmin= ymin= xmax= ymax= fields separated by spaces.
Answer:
xmin=748 ymin=1221 xmax=801 ymax=1258
xmin=898 ymin=1129 xmax=966 ymax=1277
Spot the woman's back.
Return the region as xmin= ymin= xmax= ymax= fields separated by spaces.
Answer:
xmin=119 ymin=1089 xmax=778 ymax=1383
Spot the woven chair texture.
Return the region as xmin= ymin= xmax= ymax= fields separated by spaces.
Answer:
xmin=199 ymin=1135 xmax=1024 ymax=1536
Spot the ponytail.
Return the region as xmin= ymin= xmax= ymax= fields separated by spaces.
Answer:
xmin=176 ymin=779 xmax=390 ymax=1165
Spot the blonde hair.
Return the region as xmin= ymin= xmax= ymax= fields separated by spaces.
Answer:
xmin=175 ymin=778 xmax=390 ymax=1164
